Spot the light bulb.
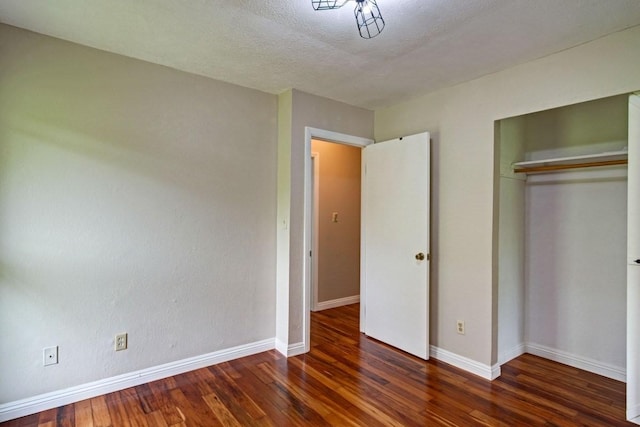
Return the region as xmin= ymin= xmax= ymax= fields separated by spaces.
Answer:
xmin=360 ymin=0 xmax=372 ymax=14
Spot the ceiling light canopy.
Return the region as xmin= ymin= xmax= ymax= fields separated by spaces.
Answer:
xmin=312 ymin=0 xmax=385 ymax=39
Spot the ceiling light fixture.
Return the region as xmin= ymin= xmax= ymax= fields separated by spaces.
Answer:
xmin=312 ymin=0 xmax=385 ymax=39
xmin=311 ymin=0 xmax=349 ymax=10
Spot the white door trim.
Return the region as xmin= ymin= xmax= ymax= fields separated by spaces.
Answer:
xmin=627 ymin=94 xmax=640 ymax=424
xmin=311 ymin=152 xmax=320 ymax=311
xmin=303 ymin=127 xmax=373 ymax=353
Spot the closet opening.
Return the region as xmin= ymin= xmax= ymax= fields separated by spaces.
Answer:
xmin=495 ymin=93 xmax=629 ymax=381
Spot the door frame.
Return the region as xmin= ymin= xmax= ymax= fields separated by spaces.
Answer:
xmin=628 ymin=93 xmax=640 ymax=424
xmin=311 ymin=151 xmax=319 ymax=311
xmin=303 ymin=127 xmax=373 ymax=352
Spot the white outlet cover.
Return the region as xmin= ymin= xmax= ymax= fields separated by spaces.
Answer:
xmin=43 ymin=346 xmax=58 ymax=366
xmin=115 ymin=333 xmax=128 ymax=351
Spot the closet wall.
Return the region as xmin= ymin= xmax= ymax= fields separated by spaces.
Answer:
xmin=497 ymin=117 xmax=526 ymax=364
xmin=498 ymin=94 xmax=629 ymax=377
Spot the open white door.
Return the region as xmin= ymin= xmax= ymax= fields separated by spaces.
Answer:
xmin=362 ymin=132 xmax=430 ymax=359
xmin=628 ymin=94 xmax=640 ymax=425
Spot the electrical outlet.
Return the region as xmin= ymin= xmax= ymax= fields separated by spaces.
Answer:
xmin=115 ymin=333 xmax=128 ymax=351
xmin=456 ymin=320 xmax=465 ymax=335
xmin=43 ymin=346 xmax=58 ymax=366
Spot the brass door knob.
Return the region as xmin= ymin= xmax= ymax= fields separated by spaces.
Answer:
xmin=415 ymin=252 xmax=425 ymax=261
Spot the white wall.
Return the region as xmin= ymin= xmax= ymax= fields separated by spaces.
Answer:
xmin=375 ymin=25 xmax=640 ymax=367
xmin=518 ymin=95 xmax=629 ymax=372
xmin=525 ymin=167 xmax=627 ymax=370
xmin=0 ymin=24 xmax=277 ymax=403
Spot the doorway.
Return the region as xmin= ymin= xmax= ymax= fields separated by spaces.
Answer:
xmin=302 ymin=128 xmax=373 ymax=353
xmin=310 ymin=140 xmax=362 ymax=313
xmin=302 ymin=127 xmax=431 ymax=359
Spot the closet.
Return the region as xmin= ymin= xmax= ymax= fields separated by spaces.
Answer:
xmin=497 ymin=94 xmax=629 ymax=380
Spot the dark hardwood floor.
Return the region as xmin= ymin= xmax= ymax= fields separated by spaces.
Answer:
xmin=2 ymin=303 xmax=633 ymax=426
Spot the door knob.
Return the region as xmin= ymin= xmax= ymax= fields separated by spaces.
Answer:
xmin=635 ymin=259 xmax=640 ymax=264
xmin=415 ymin=252 xmax=425 ymax=261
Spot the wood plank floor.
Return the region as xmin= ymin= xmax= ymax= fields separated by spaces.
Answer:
xmin=2 ymin=303 xmax=633 ymax=426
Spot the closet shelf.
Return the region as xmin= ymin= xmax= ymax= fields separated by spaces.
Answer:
xmin=513 ymin=150 xmax=628 ymax=174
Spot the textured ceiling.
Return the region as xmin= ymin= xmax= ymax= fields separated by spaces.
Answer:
xmin=1 ymin=0 xmax=640 ymax=109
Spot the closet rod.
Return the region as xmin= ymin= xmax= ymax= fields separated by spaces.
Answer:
xmin=514 ymin=159 xmax=627 ymax=174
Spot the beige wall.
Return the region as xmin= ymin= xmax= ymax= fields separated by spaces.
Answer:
xmin=375 ymin=25 xmax=640 ymax=366
xmin=523 ymin=94 xmax=629 ymax=158
xmin=277 ymin=89 xmax=373 ymax=349
xmin=311 ymin=140 xmax=361 ymax=303
xmin=0 ymin=24 xmax=277 ymax=403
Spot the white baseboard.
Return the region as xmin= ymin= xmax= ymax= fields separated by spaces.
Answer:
xmin=275 ymin=338 xmax=288 ymax=356
xmin=286 ymin=342 xmax=307 ymax=357
xmin=430 ymin=345 xmax=501 ymax=380
xmin=275 ymin=339 xmax=307 ymax=357
xmin=525 ymin=343 xmax=626 ymax=382
xmin=431 ymin=342 xmax=626 ymax=383
xmin=498 ymin=343 xmax=526 ymax=365
xmin=628 ymin=405 xmax=640 ymax=425
xmin=491 ymin=363 xmax=501 ymax=380
xmin=313 ymin=295 xmax=359 ymax=311
xmin=0 ymin=338 xmax=275 ymax=423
